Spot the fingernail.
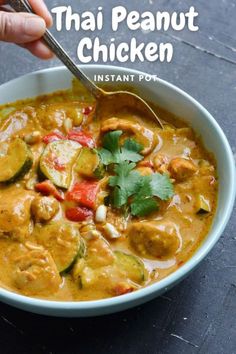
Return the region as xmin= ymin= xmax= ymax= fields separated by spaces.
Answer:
xmin=24 ymin=17 xmax=46 ymax=37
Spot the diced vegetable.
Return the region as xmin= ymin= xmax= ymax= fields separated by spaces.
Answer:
xmin=72 ymin=109 xmax=84 ymax=126
xmin=0 ymin=107 xmax=15 ymax=121
xmin=82 ymin=106 xmax=94 ymax=115
xmin=66 ymin=181 xmax=99 ymax=209
xmin=75 ymin=148 xmax=100 ymax=178
xmin=0 ymin=138 xmax=33 ymax=183
xmin=40 ymin=140 xmax=81 ymax=189
xmin=196 ymin=194 xmax=211 ymax=214
xmin=67 ymin=130 xmax=95 ymax=148
xmin=43 ymin=132 xmax=65 ymax=144
xmin=78 ymin=237 xmax=86 ymax=258
xmin=114 ymin=251 xmax=146 ymax=284
xmin=65 ymin=206 xmax=93 ymax=222
xmin=35 ymin=180 xmax=64 ymax=201
xmin=113 ymin=282 xmax=135 ymax=296
xmin=34 ymin=222 xmax=84 ymax=273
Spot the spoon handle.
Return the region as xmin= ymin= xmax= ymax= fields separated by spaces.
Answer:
xmin=8 ymin=0 xmax=103 ymax=99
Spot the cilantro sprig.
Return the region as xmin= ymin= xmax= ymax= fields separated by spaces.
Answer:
xmin=97 ymin=130 xmax=143 ymax=165
xmin=98 ymin=130 xmax=174 ymax=217
xmin=109 ymin=161 xmax=174 ymax=216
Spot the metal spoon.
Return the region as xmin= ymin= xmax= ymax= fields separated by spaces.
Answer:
xmin=8 ymin=0 xmax=163 ymax=128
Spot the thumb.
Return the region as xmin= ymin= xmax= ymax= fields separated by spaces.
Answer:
xmin=0 ymin=11 xmax=46 ymax=44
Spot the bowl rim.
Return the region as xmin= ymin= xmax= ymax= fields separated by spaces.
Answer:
xmin=0 ymin=64 xmax=235 ymax=313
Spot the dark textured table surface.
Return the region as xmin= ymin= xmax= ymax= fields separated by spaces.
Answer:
xmin=0 ymin=1 xmax=235 ymax=353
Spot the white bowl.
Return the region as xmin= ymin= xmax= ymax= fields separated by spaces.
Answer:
xmin=0 ymin=65 xmax=235 ymax=317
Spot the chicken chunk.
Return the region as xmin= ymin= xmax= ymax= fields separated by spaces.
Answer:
xmin=101 ymin=118 xmax=157 ymax=155
xmin=128 ymin=221 xmax=181 ymax=259
xmin=13 ymin=247 xmax=61 ymax=296
xmin=153 ymin=154 xmax=169 ymax=173
xmin=86 ymin=235 xmax=115 ymax=268
xmin=168 ymin=157 xmax=197 ymax=181
xmin=31 ymin=196 xmax=59 ymax=222
xmin=135 ymin=166 xmax=153 ymax=176
xmin=0 ymin=188 xmax=34 ymax=241
xmin=0 ymin=111 xmax=28 ymax=142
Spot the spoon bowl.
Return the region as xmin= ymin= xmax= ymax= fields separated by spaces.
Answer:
xmin=96 ymin=89 xmax=163 ymax=124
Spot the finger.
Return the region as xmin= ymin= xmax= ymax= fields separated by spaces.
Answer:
xmin=20 ymin=40 xmax=54 ymax=60
xmin=0 ymin=11 xmax=46 ymax=43
xmin=0 ymin=0 xmax=52 ymax=27
xmin=0 ymin=5 xmax=12 ymax=12
xmin=28 ymin=0 xmax=53 ymax=27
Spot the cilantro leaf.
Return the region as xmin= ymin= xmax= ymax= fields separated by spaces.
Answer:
xmin=97 ymin=131 xmax=143 ymax=165
xmin=131 ymin=197 xmax=159 ymax=216
xmin=119 ymin=138 xmax=143 ymax=163
xmin=93 ymin=164 xmax=106 ymax=179
xmin=134 ymin=175 xmax=153 ymax=198
xmin=103 ymin=130 xmax=122 ymax=154
xmin=109 ymin=161 xmax=140 ymax=207
xmin=112 ymin=186 xmax=129 ymax=208
xmin=130 ymin=175 xmax=159 ymax=216
xmin=150 ymin=173 xmax=174 ymax=200
xmin=97 ymin=148 xmax=113 ymax=165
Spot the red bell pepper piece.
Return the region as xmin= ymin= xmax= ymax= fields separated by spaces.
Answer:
xmin=43 ymin=132 xmax=65 ymax=144
xmin=65 ymin=206 xmax=93 ymax=222
xmin=82 ymin=106 xmax=94 ymax=115
xmin=35 ymin=180 xmax=64 ymax=201
xmin=66 ymin=181 xmax=99 ymax=209
xmin=53 ymin=158 xmax=66 ymax=171
xmin=67 ymin=130 xmax=95 ymax=148
xmin=113 ymin=282 xmax=134 ymax=296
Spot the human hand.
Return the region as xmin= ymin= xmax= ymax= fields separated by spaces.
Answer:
xmin=0 ymin=0 xmax=53 ymax=59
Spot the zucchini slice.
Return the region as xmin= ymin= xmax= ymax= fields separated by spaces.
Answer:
xmin=75 ymin=147 xmax=100 ymax=178
xmin=114 ymin=251 xmax=146 ymax=284
xmin=34 ymin=222 xmax=85 ymax=273
xmin=0 ymin=138 xmax=33 ymax=183
xmin=40 ymin=140 xmax=81 ymax=189
xmin=0 ymin=107 xmax=15 ymax=121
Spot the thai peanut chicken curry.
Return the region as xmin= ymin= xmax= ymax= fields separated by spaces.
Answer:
xmin=0 ymin=81 xmax=217 ymax=301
